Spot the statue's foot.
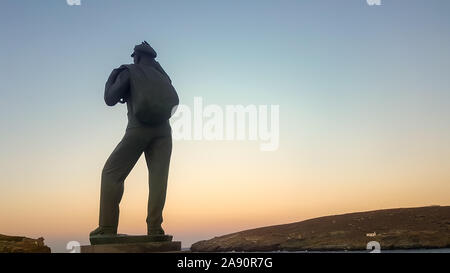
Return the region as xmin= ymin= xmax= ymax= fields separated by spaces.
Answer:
xmin=147 ymin=226 xmax=165 ymax=236
xmin=89 ymin=226 xmax=117 ymax=237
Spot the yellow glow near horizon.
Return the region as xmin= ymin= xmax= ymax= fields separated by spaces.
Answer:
xmin=1 ymin=137 xmax=449 ymax=251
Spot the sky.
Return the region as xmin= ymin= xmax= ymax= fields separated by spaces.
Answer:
xmin=0 ymin=0 xmax=449 ymax=252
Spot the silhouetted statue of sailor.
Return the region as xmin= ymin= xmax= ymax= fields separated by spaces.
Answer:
xmin=90 ymin=41 xmax=179 ymax=238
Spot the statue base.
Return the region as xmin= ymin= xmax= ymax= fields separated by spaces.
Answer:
xmin=89 ymin=233 xmax=173 ymax=245
xmin=83 ymin=234 xmax=181 ymax=253
xmin=81 ymin=241 xmax=181 ymax=253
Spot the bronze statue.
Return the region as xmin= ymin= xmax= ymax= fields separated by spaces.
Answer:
xmin=90 ymin=41 xmax=178 ymax=239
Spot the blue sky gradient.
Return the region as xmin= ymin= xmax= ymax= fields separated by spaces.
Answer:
xmin=1 ymin=0 xmax=449 ymax=252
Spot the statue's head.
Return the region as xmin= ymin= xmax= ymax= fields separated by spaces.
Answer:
xmin=131 ymin=41 xmax=157 ymax=64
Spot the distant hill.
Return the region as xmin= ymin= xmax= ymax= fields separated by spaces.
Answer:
xmin=191 ymin=206 xmax=450 ymax=252
xmin=0 ymin=234 xmax=51 ymax=253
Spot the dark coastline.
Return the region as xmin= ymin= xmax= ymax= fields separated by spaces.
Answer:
xmin=191 ymin=206 xmax=450 ymax=252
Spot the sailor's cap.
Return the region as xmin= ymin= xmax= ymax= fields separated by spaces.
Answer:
xmin=131 ymin=41 xmax=157 ymax=58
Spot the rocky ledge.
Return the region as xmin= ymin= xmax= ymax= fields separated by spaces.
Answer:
xmin=191 ymin=206 xmax=450 ymax=252
xmin=0 ymin=234 xmax=51 ymax=253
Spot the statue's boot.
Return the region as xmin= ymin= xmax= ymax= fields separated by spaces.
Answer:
xmin=89 ymin=226 xmax=117 ymax=237
xmin=147 ymin=226 xmax=165 ymax=236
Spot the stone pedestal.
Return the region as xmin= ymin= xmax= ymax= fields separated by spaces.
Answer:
xmin=82 ymin=234 xmax=181 ymax=253
xmin=81 ymin=241 xmax=181 ymax=253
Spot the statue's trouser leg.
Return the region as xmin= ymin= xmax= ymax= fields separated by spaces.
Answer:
xmin=144 ymin=134 xmax=172 ymax=230
xmin=99 ymin=128 xmax=147 ymax=228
